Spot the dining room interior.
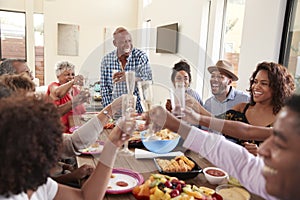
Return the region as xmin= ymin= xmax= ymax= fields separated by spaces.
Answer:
xmin=1 ymin=0 xmax=300 ymax=200
xmin=1 ymin=0 xmax=299 ymax=99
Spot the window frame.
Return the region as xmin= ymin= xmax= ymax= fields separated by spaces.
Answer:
xmin=0 ymin=9 xmax=27 ymax=61
xmin=279 ymin=0 xmax=297 ymax=66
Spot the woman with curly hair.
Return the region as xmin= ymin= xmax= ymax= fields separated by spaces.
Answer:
xmin=185 ymin=61 xmax=295 ymax=155
xmin=0 ymin=94 xmax=134 ymax=200
xmin=220 ymin=62 xmax=295 ymax=154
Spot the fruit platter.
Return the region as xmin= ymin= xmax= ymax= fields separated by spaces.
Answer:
xmin=132 ymin=174 xmax=222 ymax=200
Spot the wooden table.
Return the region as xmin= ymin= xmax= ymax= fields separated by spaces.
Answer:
xmin=76 ymin=129 xmax=264 ymax=200
xmin=69 ymin=113 xmax=99 ymax=128
xmin=72 ymin=115 xmax=263 ymax=200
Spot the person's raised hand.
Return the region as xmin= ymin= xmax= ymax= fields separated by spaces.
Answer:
xmin=185 ymin=94 xmax=201 ymax=113
xmin=185 ymin=94 xmax=212 ymax=116
xmin=108 ymin=116 xmax=136 ymax=147
xmin=183 ymin=107 xmax=201 ymax=125
xmin=110 ymin=95 xmax=123 ymax=116
xmin=73 ymin=75 xmax=84 ymax=86
xmin=143 ymin=106 xmax=169 ymax=133
xmin=113 ymin=71 xmax=125 ymax=83
xmin=73 ymin=90 xmax=90 ymax=105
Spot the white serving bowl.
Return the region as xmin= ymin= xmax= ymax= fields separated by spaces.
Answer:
xmin=216 ymin=184 xmax=251 ymax=200
xmin=203 ymin=167 xmax=228 ymax=185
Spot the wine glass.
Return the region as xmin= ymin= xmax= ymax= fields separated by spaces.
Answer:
xmin=137 ymin=80 xmax=159 ymax=140
xmin=137 ymin=80 xmax=153 ymax=112
xmin=118 ymin=94 xmax=136 ymax=156
xmin=125 ymin=71 xmax=135 ymax=95
xmin=111 ymin=69 xmax=119 ymax=99
xmin=171 ymin=81 xmax=185 ymax=118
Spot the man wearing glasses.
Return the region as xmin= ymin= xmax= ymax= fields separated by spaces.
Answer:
xmin=0 ymin=58 xmax=34 ymax=80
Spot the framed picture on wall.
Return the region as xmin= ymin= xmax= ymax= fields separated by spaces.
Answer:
xmin=57 ymin=23 xmax=79 ymax=56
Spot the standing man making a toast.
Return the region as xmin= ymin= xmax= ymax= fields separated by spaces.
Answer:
xmin=100 ymin=27 xmax=152 ymax=113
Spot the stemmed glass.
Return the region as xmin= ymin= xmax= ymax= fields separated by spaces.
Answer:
xmin=111 ymin=69 xmax=119 ymax=100
xmin=125 ymin=71 xmax=136 ymax=95
xmin=111 ymin=69 xmax=123 ymax=119
xmin=137 ymin=80 xmax=159 ymax=140
xmin=171 ymin=80 xmax=185 ymax=118
xmin=118 ymin=71 xmax=136 ymax=156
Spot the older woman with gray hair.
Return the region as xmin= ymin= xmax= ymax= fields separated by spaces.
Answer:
xmin=47 ymin=61 xmax=89 ymax=133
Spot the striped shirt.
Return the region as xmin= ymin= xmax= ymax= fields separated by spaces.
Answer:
xmin=100 ymin=48 xmax=152 ymax=113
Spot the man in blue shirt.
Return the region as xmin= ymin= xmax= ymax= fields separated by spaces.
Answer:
xmin=100 ymin=27 xmax=152 ymax=113
xmin=204 ymin=60 xmax=249 ymax=115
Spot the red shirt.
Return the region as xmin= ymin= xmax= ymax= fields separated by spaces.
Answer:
xmin=47 ymin=82 xmax=86 ymax=133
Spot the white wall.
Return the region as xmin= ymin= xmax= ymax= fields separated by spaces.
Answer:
xmin=1 ymin=0 xmax=287 ymax=101
xmin=237 ymin=0 xmax=287 ymax=91
xmin=138 ymin=0 xmax=287 ymax=101
xmin=0 ymin=0 xmax=138 ymax=84
xmin=43 ymin=0 xmax=138 ymax=84
xmin=138 ymin=0 xmax=210 ymax=103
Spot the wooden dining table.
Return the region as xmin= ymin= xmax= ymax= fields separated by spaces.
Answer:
xmin=75 ymin=126 xmax=264 ymax=200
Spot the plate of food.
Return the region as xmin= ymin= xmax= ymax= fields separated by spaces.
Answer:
xmin=132 ymin=173 xmax=222 ymax=200
xmin=78 ymin=141 xmax=104 ymax=155
xmin=128 ymin=130 xmax=144 ymax=148
xmin=81 ymin=112 xmax=99 ymax=122
xmin=104 ymin=119 xmax=115 ymax=129
xmin=154 ymin=155 xmax=202 ymax=180
xmin=106 ymin=168 xmax=144 ymax=194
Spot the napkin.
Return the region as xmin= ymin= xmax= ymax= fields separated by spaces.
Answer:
xmin=134 ymin=148 xmax=184 ymax=159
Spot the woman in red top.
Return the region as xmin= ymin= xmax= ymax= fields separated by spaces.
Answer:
xmin=47 ymin=61 xmax=87 ymax=133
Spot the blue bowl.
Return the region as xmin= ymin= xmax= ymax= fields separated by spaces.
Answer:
xmin=140 ymin=130 xmax=180 ymax=154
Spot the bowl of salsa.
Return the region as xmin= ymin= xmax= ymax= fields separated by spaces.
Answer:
xmin=203 ymin=167 xmax=228 ymax=185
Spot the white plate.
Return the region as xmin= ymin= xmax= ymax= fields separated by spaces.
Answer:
xmin=78 ymin=141 xmax=104 ymax=155
xmin=106 ymin=168 xmax=144 ymax=194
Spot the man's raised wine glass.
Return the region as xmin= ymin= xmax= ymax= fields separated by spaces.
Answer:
xmin=137 ymin=80 xmax=160 ymax=140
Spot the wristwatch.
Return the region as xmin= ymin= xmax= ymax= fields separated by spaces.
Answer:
xmin=103 ymin=110 xmax=112 ymax=120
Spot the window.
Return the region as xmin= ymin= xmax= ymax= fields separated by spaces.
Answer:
xmin=280 ymin=0 xmax=300 ymax=94
xmin=221 ymin=0 xmax=246 ymax=86
xmin=141 ymin=19 xmax=151 ymax=56
xmin=34 ymin=13 xmax=44 ymax=86
xmin=0 ymin=10 xmax=26 ymax=60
